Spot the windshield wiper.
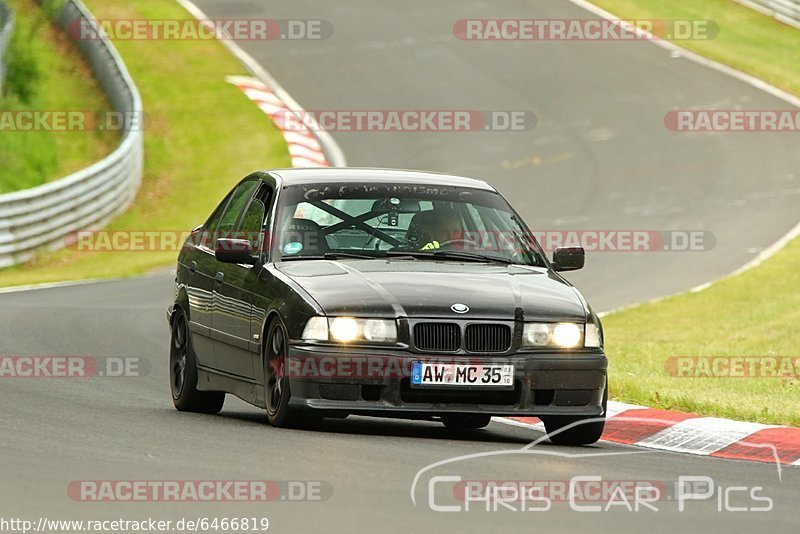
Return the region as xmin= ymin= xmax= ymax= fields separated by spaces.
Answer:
xmin=384 ymin=250 xmax=512 ymax=264
xmin=281 ymin=252 xmax=379 ymax=261
xmin=432 ymin=250 xmax=513 ymax=264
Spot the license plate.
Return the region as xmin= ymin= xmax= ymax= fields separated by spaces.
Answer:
xmin=411 ymin=362 xmax=514 ymax=388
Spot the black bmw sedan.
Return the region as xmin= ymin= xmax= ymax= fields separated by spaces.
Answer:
xmin=168 ymin=168 xmax=608 ymax=445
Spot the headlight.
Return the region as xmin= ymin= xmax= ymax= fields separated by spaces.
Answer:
xmin=552 ymin=323 xmax=582 ymax=347
xmin=522 ymin=322 xmax=599 ymax=349
xmin=302 ymin=316 xmax=397 ymax=344
xmin=361 ymin=319 xmax=396 ymax=342
xmin=330 ymin=317 xmax=359 ymax=342
xmin=523 ymin=323 xmax=551 ymax=346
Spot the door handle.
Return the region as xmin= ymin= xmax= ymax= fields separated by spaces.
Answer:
xmin=215 ymin=272 xmax=224 ymax=283
xmin=190 ymin=261 xmax=197 ymax=272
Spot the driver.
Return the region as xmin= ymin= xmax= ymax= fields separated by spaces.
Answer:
xmin=408 ymin=208 xmax=463 ymax=250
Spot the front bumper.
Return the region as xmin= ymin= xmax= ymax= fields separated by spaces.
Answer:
xmin=286 ymin=344 xmax=607 ymax=418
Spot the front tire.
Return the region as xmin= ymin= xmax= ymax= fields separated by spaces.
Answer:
xmin=264 ymin=318 xmax=305 ymax=427
xmin=170 ymin=309 xmax=225 ymax=414
xmin=542 ymin=383 xmax=607 ymax=446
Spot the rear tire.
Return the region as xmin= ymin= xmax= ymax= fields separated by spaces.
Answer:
xmin=264 ymin=318 xmax=305 ymax=428
xmin=542 ymin=382 xmax=607 ymax=446
xmin=441 ymin=414 xmax=492 ymax=430
xmin=170 ymin=309 xmax=225 ymax=414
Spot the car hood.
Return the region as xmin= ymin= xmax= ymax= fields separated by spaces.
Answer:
xmin=276 ymin=260 xmax=588 ymax=321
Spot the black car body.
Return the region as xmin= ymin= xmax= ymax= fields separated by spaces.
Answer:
xmin=168 ymin=168 xmax=608 ymax=444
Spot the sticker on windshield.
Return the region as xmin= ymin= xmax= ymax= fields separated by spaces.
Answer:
xmin=283 ymin=242 xmax=304 ymax=255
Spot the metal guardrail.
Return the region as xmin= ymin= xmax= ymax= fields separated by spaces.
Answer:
xmin=0 ymin=2 xmax=14 ymax=95
xmin=737 ymin=0 xmax=800 ymax=27
xmin=0 ymin=0 xmax=143 ymax=268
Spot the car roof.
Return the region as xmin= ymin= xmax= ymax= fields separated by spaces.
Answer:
xmin=265 ymin=168 xmax=497 ymax=192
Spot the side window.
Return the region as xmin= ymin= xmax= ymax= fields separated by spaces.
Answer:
xmin=217 ymin=180 xmax=259 ymax=237
xmin=238 ymin=199 xmax=266 ymax=251
xmin=236 ymin=183 xmax=274 ymax=255
xmin=239 ymin=200 xmax=266 ymax=233
xmin=199 ymin=195 xmax=232 ymax=249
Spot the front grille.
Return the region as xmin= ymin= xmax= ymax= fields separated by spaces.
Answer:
xmin=414 ymin=322 xmax=460 ymax=352
xmin=465 ymin=324 xmax=512 ymax=353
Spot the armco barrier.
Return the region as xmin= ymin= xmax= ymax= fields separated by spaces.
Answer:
xmin=0 ymin=2 xmax=13 ymax=95
xmin=737 ymin=0 xmax=800 ymax=27
xmin=0 ymin=0 xmax=143 ymax=268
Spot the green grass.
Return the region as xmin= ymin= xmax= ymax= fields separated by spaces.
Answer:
xmin=591 ymin=0 xmax=800 ymax=95
xmin=591 ymin=0 xmax=800 ymax=426
xmin=0 ymin=0 xmax=118 ymax=193
xmin=0 ymin=0 xmax=289 ymax=285
xmin=604 ymin=238 xmax=800 ymax=426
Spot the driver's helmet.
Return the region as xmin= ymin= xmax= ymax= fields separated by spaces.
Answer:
xmin=406 ymin=208 xmax=462 ymax=250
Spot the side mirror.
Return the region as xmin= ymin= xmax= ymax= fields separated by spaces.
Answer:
xmin=215 ymin=238 xmax=257 ymax=265
xmin=553 ymin=246 xmax=585 ymax=271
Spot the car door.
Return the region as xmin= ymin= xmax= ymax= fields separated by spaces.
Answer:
xmin=182 ymin=191 xmax=237 ymax=369
xmin=211 ymin=180 xmax=270 ymax=379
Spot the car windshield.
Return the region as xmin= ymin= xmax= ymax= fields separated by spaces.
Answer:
xmin=273 ymin=181 xmax=546 ymax=267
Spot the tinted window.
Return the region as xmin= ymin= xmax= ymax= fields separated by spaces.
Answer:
xmin=237 ymin=199 xmax=267 ymax=252
xmin=200 ymin=196 xmax=232 ymax=249
xmin=217 ymin=180 xmax=259 ymax=236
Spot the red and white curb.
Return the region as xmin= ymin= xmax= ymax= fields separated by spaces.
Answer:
xmin=227 ymin=75 xmax=330 ymax=168
xmin=496 ymin=401 xmax=800 ymax=467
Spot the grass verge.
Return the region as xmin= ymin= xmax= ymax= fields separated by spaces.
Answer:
xmin=0 ymin=0 xmax=289 ymax=285
xmin=0 ymin=0 xmax=118 ymax=193
xmin=603 ymin=237 xmax=800 ymax=427
xmin=590 ymin=0 xmax=800 ymax=425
